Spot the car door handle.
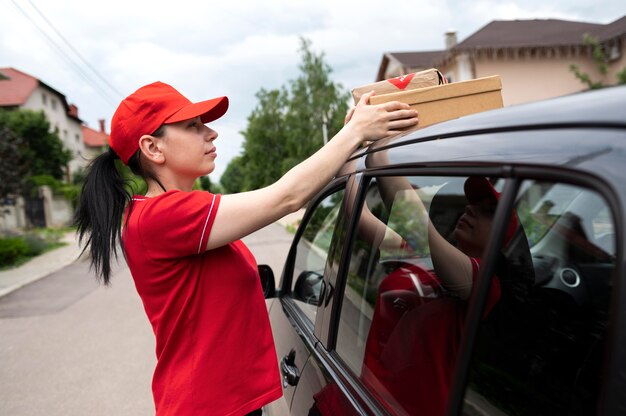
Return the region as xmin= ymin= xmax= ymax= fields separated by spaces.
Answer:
xmin=280 ymin=348 xmax=300 ymax=387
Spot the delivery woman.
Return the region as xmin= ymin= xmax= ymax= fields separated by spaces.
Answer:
xmin=74 ymin=81 xmax=418 ymax=416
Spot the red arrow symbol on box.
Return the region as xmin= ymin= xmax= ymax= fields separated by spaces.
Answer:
xmin=387 ymin=73 xmax=415 ymax=90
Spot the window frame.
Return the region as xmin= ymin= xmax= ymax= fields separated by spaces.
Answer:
xmin=279 ymin=177 xmax=349 ymax=335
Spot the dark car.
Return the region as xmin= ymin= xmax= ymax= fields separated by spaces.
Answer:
xmin=260 ymin=85 xmax=626 ymax=416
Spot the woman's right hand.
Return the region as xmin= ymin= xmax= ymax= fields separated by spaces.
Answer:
xmin=343 ymin=91 xmax=418 ymax=142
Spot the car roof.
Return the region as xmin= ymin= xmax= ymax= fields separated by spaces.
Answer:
xmin=349 ymin=85 xmax=626 ymax=182
xmin=375 ymin=84 xmax=626 ymax=148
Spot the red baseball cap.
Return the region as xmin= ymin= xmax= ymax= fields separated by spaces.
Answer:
xmin=464 ymin=176 xmax=500 ymax=204
xmin=109 ymin=81 xmax=229 ymax=164
xmin=464 ymin=176 xmax=519 ymax=243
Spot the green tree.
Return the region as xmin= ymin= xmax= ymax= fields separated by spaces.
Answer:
xmin=0 ymin=125 xmax=26 ymax=200
xmin=570 ymin=34 xmax=626 ymax=89
xmin=220 ymin=155 xmax=247 ymax=194
xmin=282 ymin=38 xmax=350 ymax=173
xmin=196 ymin=175 xmax=223 ymax=194
xmin=0 ymin=109 xmax=72 ymax=180
xmin=240 ymin=87 xmax=290 ymax=190
xmin=222 ymin=37 xmax=350 ymax=192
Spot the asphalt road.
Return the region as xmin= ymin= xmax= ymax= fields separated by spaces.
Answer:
xmin=0 ymin=222 xmax=294 ymax=416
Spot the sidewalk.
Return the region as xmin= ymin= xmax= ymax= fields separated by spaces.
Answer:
xmin=0 ymin=232 xmax=84 ymax=298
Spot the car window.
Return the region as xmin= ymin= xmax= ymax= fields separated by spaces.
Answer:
xmin=462 ymin=180 xmax=615 ymax=416
xmin=335 ymin=175 xmax=513 ymax=415
xmin=291 ymin=189 xmax=345 ymax=322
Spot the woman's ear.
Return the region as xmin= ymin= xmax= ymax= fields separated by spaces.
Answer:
xmin=138 ymin=134 xmax=165 ymax=165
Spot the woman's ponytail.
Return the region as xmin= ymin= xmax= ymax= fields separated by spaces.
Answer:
xmin=74 ymin=148 xmax=131 ymax=285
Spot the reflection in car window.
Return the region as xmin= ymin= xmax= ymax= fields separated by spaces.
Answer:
xmin=463 ymin=181 xmax=614 ymax=416
xmin=335 ymin=175 xmax=517 ymax=415
xmin=291 ymin=190 xmax=345 ymax=322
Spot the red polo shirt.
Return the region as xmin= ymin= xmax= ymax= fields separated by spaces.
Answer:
xmin=123 ymin=190 xmax=282 ymax=416
xmin=362 ymin=259 xmax=500 ymax=415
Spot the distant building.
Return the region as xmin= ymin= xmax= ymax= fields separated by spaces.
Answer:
xmin=377 ymin=15 xmax=626 ymax=105
xmin=82 ymin=119 xmax=109 ymax=161
xmin=0 ymin=67 xmax=103 ymax=180
xmin=0 ymin=67 xmax=109 ymax=229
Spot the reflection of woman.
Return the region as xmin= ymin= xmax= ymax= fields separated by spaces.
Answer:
xmin=361 ymin=175 xmax=519 ymax=416
xmin=74 ymin=82 xmax=418 ymax=416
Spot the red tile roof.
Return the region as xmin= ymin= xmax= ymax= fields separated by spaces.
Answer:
xmin=82 ymin=124 xmax=108 ymax=148
xmin=0 ymin=67 xmax=81 ymax=122
xmin=0 ymin=67 xmax=38 ymax=106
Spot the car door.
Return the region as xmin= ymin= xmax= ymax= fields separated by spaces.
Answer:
xmin=272 ymin=152 xmax=621 ymax=415
xmin=325 ymin=171 xmax=518 ymax=415
xmin=316 ymin=170 xmax=619 ymax=416
xmin=266 ymin=181 xmax=349 ymax=415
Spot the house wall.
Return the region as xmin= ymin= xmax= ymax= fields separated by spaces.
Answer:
xmin=22 ymin=86 xmax=86 ymax=178
xmin=440 ymin=45 xmax=626 ymax=106
xmin=0 ymin=187 xmax=73 ymax=231
xmin=0 ymin=197 xmax=26 ymax=230
xmin=40 ymin=186 xmax=73 ymax=228
xmin=473 ymin=56 xmax=596 ymax=105
xmin=82 ymin=146 xmax=106 ymax=163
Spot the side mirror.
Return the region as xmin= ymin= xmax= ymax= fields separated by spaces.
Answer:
xmin=258 ymin=264 xmax=276 ymax=298
xmin=294 ymin=271 xmax=323 ymax=306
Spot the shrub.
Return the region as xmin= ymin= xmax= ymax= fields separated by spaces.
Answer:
xmin=0 ymin=237 xmax=29 ymax=267
xmin=22 ymin=233 xmax=47 ymax=256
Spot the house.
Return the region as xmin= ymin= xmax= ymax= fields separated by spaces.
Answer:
xmin=0 ymin=67 xmax=109 ymax=230
xmin=0 ymin=67 xmax=85 ymax=181
xmin=377 ymin=15 xmax=626 ymax=105
xmin=82 ymin=119 xmax=109 ymax=161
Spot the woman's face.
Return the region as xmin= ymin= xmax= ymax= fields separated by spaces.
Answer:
xmin=453 ymin=197 xmax=496 ymax=258
xmin=158 ymin=116 xmax=219 ymax=179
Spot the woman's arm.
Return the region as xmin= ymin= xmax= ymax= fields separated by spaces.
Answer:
xmin=206 ymin=93 xmax=418 ymax=250
xmin=367 ymin=151 xmax=474 ymax=299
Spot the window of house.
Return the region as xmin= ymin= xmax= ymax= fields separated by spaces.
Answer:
xmin=42 ymin=93 xmax=47 ymax=106
xmin=290 ymin=189 xmax=345 ymax=322
xmin=335 ymin=175 xmax=513 ymax=415
xmin=462 ymin=180 xmax=615 ymax=416
xmin=51 ymin=99 xmax=57 ymax=110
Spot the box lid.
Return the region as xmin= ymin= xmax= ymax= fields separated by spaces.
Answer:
xmin=352 ymin=68 xmax=444 ymax=104
xmin=369 ymin=75 xmax=502 ymax=105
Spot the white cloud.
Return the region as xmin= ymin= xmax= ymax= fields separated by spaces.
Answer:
xmin=1 ymin=0 xmax=624 ymax=182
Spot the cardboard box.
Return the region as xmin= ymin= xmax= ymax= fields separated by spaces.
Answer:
xmin=369 ymin=75 xmax=503 ymax=130
xmin=352 ymin=68 xmax=444 ymax=104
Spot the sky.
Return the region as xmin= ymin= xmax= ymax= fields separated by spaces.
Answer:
xmin=1 ymin=0 xmax=624 ymax=181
